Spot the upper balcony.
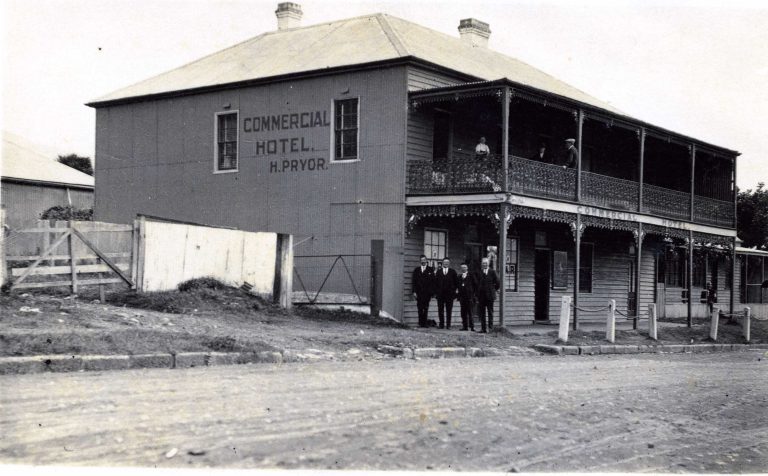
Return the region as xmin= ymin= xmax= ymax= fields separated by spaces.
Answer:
xmin=406 ymin=81 xmax=737 ymax=229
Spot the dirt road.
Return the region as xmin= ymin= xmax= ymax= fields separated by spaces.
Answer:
xmin=1 ymin=352 xmax=766 ymax=472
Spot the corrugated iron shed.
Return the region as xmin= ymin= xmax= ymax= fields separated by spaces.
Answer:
xmin=89 ymin=13 xmax=622 ymax=115
xmin=1 ymin=132 xmax=94 ymax=189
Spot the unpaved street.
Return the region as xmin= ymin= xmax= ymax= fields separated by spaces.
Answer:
xmin=1 ymin=352 xmax=767 ymax=472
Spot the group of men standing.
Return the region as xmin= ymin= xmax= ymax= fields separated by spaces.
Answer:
xmin=411 ymin=255 xmax=500 ymax=333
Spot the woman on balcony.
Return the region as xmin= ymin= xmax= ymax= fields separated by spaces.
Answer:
xmin=474 ymin=136 xmax=501 ymax=192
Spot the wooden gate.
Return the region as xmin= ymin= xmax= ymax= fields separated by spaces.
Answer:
xmin=4 ymin=220 xmax=135 ymax=292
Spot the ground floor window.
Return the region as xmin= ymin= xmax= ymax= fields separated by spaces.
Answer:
xmin=424 ymin=229 xmax=447 ymax=268
xmin=505 ymin=237 xmax=518 ymax=291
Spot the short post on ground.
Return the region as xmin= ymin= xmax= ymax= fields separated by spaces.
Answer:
xmin=648 ymin=303 xmax=658 ymax=340
xmin=709 ymin=306 xmax=720 ymax=341
xmin=606 ymin=299 xmax=616 ymax=343
xmin=558 ymin=295 xmax=571 ymax=343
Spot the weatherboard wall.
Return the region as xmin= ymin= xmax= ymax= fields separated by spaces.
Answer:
xmin=94 ymin=66 xmax=410 ymax=319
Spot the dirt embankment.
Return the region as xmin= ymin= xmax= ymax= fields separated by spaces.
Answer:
xmin=1 ymin=280 xmax=764 ymax=358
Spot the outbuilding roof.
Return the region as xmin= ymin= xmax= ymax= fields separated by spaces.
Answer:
xmin=1 ymin=132 xmax=95 ymax=189
xmin=89 ymin=13 xmax=622 ymax=115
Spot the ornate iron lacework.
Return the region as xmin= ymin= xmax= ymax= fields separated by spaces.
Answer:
xmin=692 ymin=231 xmax=735 ymax=249
xmin=506 ymin=205 xmax=576 ymax=224
xmin=405 ymin=204 xmax=501 ymax=235
xmin=580 ymin=215 xmax=639 ymax=233
xmin=410 ymin=88 xmax=504 ymax=110
xmin=643 ymin=224 xmax=690 ymax=241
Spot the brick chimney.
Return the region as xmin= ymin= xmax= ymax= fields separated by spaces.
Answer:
xmin=276 ymin=2 xmax=302 ymax=30
xmin=458 ymin=18 xmax=491 ymax=47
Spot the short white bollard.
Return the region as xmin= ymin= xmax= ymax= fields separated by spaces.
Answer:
xmin=709 ymin=306 xmax=720 ymax=341
xmin=648 ymin=303 xmax=658 ymax=340
xmin=558 ymin=295 xmax=572 ymax=343
xmin=743 ymin=307 xmax=751 ymax=343
xmin=606 ymin=299 xmax=616 ymax=343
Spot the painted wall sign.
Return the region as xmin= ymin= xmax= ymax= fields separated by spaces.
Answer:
xmin=242 ymin=109 xmax=332 ymax=174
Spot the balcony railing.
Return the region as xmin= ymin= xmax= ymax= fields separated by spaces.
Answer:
xmin=405 ymin=156 xmax=735 ymax=228
xmin=642 ymin=184 xmax=691 ymax=221
xmin=694 ymin=195 xmax=734 ymax=227
xmin=406 ymin=156 xmax=503 ymax=195
xmin=581 ymin=170 xmax=639 ymax=211
xmin=508 ymin=156 xmax=576 ymax=201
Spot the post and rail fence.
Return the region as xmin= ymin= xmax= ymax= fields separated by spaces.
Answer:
xmin=1 ymin=215 xmax=293 ymax=308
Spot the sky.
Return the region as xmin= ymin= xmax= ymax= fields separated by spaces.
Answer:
xmin=2 ymin=0 xmax=767 ymax=190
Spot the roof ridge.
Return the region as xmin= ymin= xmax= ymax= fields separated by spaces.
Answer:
xmin=383 ymin=14 xmax=619 ymax=113
xmin=376 ymin=14 xmax=408 ymax=57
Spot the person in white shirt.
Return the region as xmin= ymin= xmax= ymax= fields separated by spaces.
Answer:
xmin=475 ymin=136 xmax=490 ymax=157
xmin=457 ymin=263 xmax=477 ymax=331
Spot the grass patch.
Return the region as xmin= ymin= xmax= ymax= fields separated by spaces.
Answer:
xmin=0 ymin=330 xmax=276 ymax=357
xmin=295 ymin=306 xmax=409 ymax=328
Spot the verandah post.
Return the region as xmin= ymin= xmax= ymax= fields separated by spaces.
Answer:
xmin=638 ymin=127 xmax=645 ymax=212
xmin=576 ymin=109 xmax=584 ymax=202
xmin=573 ymin=213 xmax=581 ymax=331
xmin=687 ymin=230 xmax=694 ymax=328
xmin=498 ymin=205 xmax=507 ymax=328
xmin=634 ymin=223 xmax=643 ymax=330
xmin=730 ymin=237 xmax=736 ymax=316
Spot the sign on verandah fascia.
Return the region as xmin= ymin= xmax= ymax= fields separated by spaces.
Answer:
xmin=242 ymin=110 xmax=331 ymax=174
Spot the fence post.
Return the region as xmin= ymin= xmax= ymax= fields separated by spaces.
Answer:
xmin=370 ymin=240 xmax=384 ymax=318
xmin=742 ymin=307 xmax=751 ymax=343
xmin=136 ymin=216 xmax=146 ymax=292
xmin=0 ymin=208 xmax=6 ymax=286
xmin=648 ymin=303 xmax=658 ymax=341
xmin=273 ymin=233 xmax=293 ymax=310
xmin=558 ymin=295 xmax=571 ymax=343
xmin=709 ymin=306 xmax=720 ymax=341
xmin=130 ymin=218 xmax=140 ymax=290
xmin=606 ymin=299 xmax=616 ymax=343
xmin=68 ymin=220 xmax=78 ymax=294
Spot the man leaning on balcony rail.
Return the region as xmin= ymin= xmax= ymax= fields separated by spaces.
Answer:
xmin=563 ymin=138 xmax=578 ymax=169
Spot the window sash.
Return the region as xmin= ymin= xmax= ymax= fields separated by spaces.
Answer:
xmin=216 ymin=112 xmax=238 ymax=171
xmin=505 ymin=237 xmax=518 ymax=291
xmin=334 ymin=99 xmax=358 ymax=160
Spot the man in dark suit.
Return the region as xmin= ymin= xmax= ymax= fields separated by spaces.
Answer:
xmin=434 ymin=257 xmax=458 ymax=329
xmin=457 ymin=262 xmax=477 ymax=331
xmin=530 ymin=142 xmax=551 ymax=163
xmin=412 ymin=254 xmax=435 ymax=328
xmin=563 ymin=138 xmax=578 ymax=168
xmin=475 ymin=257 xmax=500 ymax=333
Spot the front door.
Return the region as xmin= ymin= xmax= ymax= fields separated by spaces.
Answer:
xmin=534 ymin=250 xmax=551 ymax=321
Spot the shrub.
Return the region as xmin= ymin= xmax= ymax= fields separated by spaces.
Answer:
xmin=40 ymin=206 xmax=93 ymax=221
xmin=177 ymin=277 xmax=228 ymax=292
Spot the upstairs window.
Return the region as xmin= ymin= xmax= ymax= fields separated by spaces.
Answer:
xmin=215 ymin=111 xmax=238 ymax=172
xmin=333 ymin=98 xmax=359 ymax=161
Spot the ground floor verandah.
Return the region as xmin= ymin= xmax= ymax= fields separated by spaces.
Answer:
xmin=402 ymin=202 xmax=738 ymax=328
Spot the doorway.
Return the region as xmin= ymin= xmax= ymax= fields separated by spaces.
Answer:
xmin=534 ymin=249 xmax=551 ymax=321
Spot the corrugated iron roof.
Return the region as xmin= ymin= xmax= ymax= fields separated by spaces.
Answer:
xmin=89 ymin=13 xmax=621 ymax=114
xmin=1 ymin=132 xmax=95 ymax=188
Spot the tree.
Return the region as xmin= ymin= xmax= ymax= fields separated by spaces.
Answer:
xmin=57 ymin=154 xmax=93 ymax=176
xmin=737 ymin=182 xmax=768 ymax=250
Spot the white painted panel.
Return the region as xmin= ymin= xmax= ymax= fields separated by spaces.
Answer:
xmin=141 ymin=220 xmax=278 ymax=295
